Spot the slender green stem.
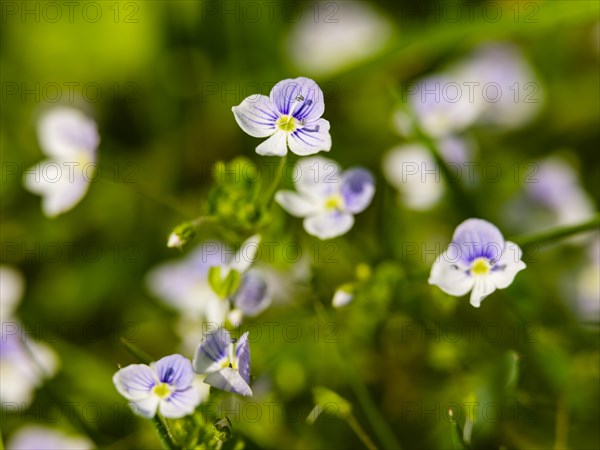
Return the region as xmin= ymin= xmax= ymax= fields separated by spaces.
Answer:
xmin=97 ymin=169 xmax=196 ymax=218
xmin=152 ymin=415 xmax=181 ymax=450
xmin=120 ymin=338 xmax=153 ymax=365
xmin=388 ymin=84 xmax=479 ymax=218
xmin=313 ymin=302 xmax=402 ymax=450
xmin=347 ymin=413 xmax=379 ymax=450
xmin=512 ymin=213 xmax=599 ymax=247
xmin=0 ymin=427 xmax=5 ymax=450
xmin=263 ymin=156 xmax=288 ymax=206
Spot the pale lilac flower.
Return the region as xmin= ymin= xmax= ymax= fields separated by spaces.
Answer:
xmin=146 ymin=242 xmax=230 ymax=323
xmin=429 ymin=218 xmax=526 ymax=307
xmin=23 ymin=107 xmax=100 ymax=217
xmin=1 ymin=266 xmax=58 ymax=405
xmin=113 ymin=354 xmax=201 ymax=419
xmin=526 ymin=157 xmax=594 ymax=226
xmin=383 ymin=144 xmax=444 ymax=210
xmin=147 ymin=236 xmax=267 ymax=327
xmin=287 ymin=2 xmax=393 ymax=77
xmin=7 ymin=426 xmax=94 ymax=450
xmin=193 ymin=328 xmax=252 ymax=396
xmin=275 ymin=157 xmax=375 ymax=239
xmin=232 ymin=77 xmax=331 ymax=156
xmin=456 ymin=42 xmax=542 ymax=128
xmin=410 ymin=74 xmax=484 ymax=138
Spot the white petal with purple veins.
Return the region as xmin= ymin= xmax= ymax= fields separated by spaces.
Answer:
xmin=159 ymin=387 xmax=201 ymax=418
xmin=235 ymin=332 xmax=251 ymax=385
xmin=113 ymin=364 xmax=157 ymax=400
xmin=153 ymin=354 xmax=195 ymax=389
xmin=287 ymin=118 xmax=332 ymax=156
xmin=270 ymin=77 xmax=325 ymax=121
xmin=193 ymin=328 xmax=231 ymax=374
xmin=204 ymin=367 xmax=253 ymax=396
xmin=232 ymin=95 xmax=279 ymax=138
xmin=490 ymin=241 xmax=526 ymax=289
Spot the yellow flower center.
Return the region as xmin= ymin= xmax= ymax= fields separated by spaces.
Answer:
xmin=471 ymin=257 xmax=491 ymax=276
xmin=276 ymin=115 xmax=298 ymax=133
xmin=325 ymin=194 xmax=343 ymax=210
xmin=152 ymin=382 xmax=172 ymax=399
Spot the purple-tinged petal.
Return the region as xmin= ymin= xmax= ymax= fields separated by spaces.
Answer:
xmin=256 ymin=130 xmax=288 ymax=156
xmin=192 ymin=328 xmax=231 ymax=374
xmin=340 ymin=168 xmax=375 ymax=214
xmin=489 ymin=241 xmax=526 ymax=289
xmin=234 ymin=271 xmax=271 ymax=317
xmin=303 ymin=211 xmax=354 ymax=240
xmin=270 ymin=77 xmax=325 ymax=121
xmin=452 ymin=218 xmax=505 ymax=265
xmin=288 ymin=118 xmax=332 ymax=156
xmin=158 ymin=386 xmax=201 ymax=418
xmin=153 ymin=354 xmax=194 ymax=389
xmin=113 ymin=364 xmax=156 ymax=401
xmin=232 ymin=95 xmax=279 ymax=138
xmin=235 ymin=332 xmax=251 ymax=385
xmin=204 ymin=368 xmax=253 ymax=396
xmin=37 ymin=107 xmax=99 ymax=158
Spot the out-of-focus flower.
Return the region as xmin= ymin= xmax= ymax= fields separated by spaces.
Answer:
xmin=7 ymin=426 xmax=94 ymax=450
xmin=409 ymin=74 xmax=484 ymax=138
xmin=0 ymin=265 xmax=24 ymax=319
xmin=113 ymin=354 xmax=201 ymax=419
xmin=146 ymin=242 xmax=230 ymax=323
xmin=456 ymin=42 xmax=542 ymax=128
xmin=147 ymin=236 xmax=268 ymax=326
xmin=193 ymin=328 xmax=252 ymax=396
xmin=232 ymin=77 xmax=331 ymax=156
xmin=526 ymin=156 xmax=595 ymax=226
xmin=275 ymin=157 xmax=375 ymax=239
xmin=332 ymin=285 xmax=354 ymax=308
xmin=287 ymin=2 xmax=393 ymax=77
xmin=429 ymin=219 xmax=526 ymax=307
xmin=23 ymin=107 xmax=100 ymax=217
xmin=576 ymin=236 xmax=600 ymax=320
xmin=0 ymin=266 xmax=58 ymax=405
xmin=383 ymin=144 xmax=444 ymax=210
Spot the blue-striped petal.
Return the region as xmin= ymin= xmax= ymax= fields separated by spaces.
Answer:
xmin=204 ymin=368 xmax=252 ymax=397
xmin=192 ymin=328 xmax=231 ymax=374
xmin=153 ymin=354 xmax=195 ymax=389
xmin=235 ymin=332 xmax=251 ymax=385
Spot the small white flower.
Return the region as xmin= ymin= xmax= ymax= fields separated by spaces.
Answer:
xmin=23 ymin=107 xmax=99 ymax=217
xmin=428 ymin=218 xmax=526 ymax=307
xmin=7 ymin=426 xmax=94 ymax=450
xmin=332 ymin=287 xmax=354 ymax=308
xmin=275 ymin=157 xmax=375 ymax=240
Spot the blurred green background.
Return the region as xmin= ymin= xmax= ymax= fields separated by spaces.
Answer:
xmin=1 ymin=1 xmax=599 ymax=449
